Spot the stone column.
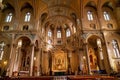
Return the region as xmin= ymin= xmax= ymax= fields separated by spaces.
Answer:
xmin=40 ymin=48 xmax=43 ymax=75
xmin=54 ymin=28 xmax=56 ymax=44
xmin=48 ymin=52 xmax=52 ymax=76
xmin=84 ymin=43 xmax=91 ymax=74
xmin=62 ymin=27 xmax=65 ymax=43
xmin=98 ymin=48 xmax=104 ymax=70
xmin=13 ymin=47 xmax=22 ymax=73
xmin=102 ymin=41 xmax=111 ymax=74
xmin=8 ymin=44 xmax=17 ymax=77
xmin=30 ymin=44 xmax=35 ymax=76
xmin=35 ymin=48 xmax=40 ymax=76
xmin=6 ymin=43 xmax=13 ymax=76
xmin=78 ymin=51 xmax=83 ymax=72
xmin=68 ymin=50 xmax=72 ymax=74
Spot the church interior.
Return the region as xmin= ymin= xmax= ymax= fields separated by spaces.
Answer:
xmin=0 ymin=0 xmax=120 ymax=79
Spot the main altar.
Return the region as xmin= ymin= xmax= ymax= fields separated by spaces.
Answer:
xmin=52 ymin=49 xmax=67 ymax=75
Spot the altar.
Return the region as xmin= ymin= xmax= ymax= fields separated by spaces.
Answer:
xmin=52 ymin=49 xmax=68 ymax=75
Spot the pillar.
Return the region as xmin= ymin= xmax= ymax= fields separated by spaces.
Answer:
xmin=62 ymin=27 xmax=66 ymax=43
xmin=13 ymin=47 xmax=22 ymax=74
xmin=35 ymin=48 xmax=40 ymax=76
xmin=30 ymin=44 xmax=35 ymax=76
xmin=54 ymin=28 xmax=56 ymax=44
xmin=8 ymin=44 xmax=17 ymax=77
xmin=102 ymin=41 xmax=111 ymax=74
xmin=98 ymin=48 xmax=105 ymax=70
xmin=78 ymin=51 xmax=83 ymax=72
xmin=40 ymin=48 xmax=43 ymax=75
xmin=84 ymin=43 xmax=91 ymax=74
xmin=68 ymin=50 xmax=72 ymax=74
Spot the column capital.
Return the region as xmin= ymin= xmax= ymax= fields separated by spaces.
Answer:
xmin=30 ymin=43 xmax=35 ymax=47
xmin=84 ymin=43 xmax=88 ymax=45
xmin=13 ymin=43 xmax=17 ymax=48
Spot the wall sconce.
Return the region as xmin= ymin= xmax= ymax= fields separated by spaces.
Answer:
xmin=3 ymin=60 xmax=7 ymax=66
xmin=34 ymin=57 xmax=36 ymax=61
xmin=83 ymin=56 xmax=86 ymax=60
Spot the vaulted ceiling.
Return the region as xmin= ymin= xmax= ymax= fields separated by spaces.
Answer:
xmin=0 ymin=0 xmax=120 ymax=28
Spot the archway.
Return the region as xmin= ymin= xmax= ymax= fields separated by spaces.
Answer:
xmin=87 ymin=35 xmax=106 ymax=74
xmin=13 ymin=37 xmax=31 ymax=76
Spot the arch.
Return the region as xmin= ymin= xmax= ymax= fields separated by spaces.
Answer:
xmin=102 ymin=1 xmax=114 ymax=11
xmin=14 ymin=36 xmax=32 ymax=72
xmin=41 ymin=15 xmax=76 ymax=37
xmin=44 ymin=21 xmax=50 ymax=29
xmin=14 ymin=35 xmax=32 ymax=44
xmin=21 ymin=2 xmax=33 ymax=11
xmin=44 ymin=21 xmax=53 ymax=34
xmin=41 ymin=13 xmax=48 ymax=24
xmin=85 ymin=1 xmax=97 ymax=10
xmin=87 ymin=34 xmax=106 ymax=73
xmin=42 ymin=15 xmax=76 ymax=29
xmin=115 ymin=0 xmax=120 ymax=7
xmin=86 ymin=34 xmax=104 ymax=44
xmin=70 ymin=13 xmax=77 ymax=24
xmin=2 ymin=2 xmax=15 ymax=12
xmin=64 ymin=24 xmax=72 ymax=33
xmin=49 ymin=24 xmax=55 ymax=30
xmin=0 ymin=34 xmax=12 ymax=43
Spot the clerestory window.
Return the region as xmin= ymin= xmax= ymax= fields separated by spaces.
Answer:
xmin=25 ymin=12 xmax=31 ymax=22
xmin=5 ymin=13 xmax=12 ymax=22
xmin=57 ymin=30 xmax=61 ymax=38
xmin=87 ymin=11 xmax=93 ymax=21
xmin=103 ymin=11 xmax=110 ymax=21
xmin=66 ymin=28 xmax=71 ymax=37
xmin=48 ymin=30 xmax=52 ymax=37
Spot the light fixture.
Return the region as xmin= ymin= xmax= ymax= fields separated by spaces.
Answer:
xmin=83 ymin=56 xmax=86 ymax=59
xmin=34 ymin=57 xmax=36 ymax=61
xmin=4 ymin=60 xmax=7 ymax=65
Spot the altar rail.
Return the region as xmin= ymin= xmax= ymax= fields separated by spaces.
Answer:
xmin=0 ymin=75 xmax=118 ymax=80
xmin=67 ymin=75 xmax=117 ymax=80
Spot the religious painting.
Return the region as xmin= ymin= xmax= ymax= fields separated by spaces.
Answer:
xmin=52 ymin=49 xmax=67 ymax=72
